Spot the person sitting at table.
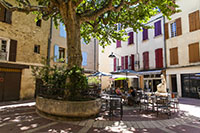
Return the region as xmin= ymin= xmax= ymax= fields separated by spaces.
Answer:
xmin=115 ymin=87 xmax=122 ymax=95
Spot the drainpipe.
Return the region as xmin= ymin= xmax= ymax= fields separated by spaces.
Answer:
xmin=163 ymin=16 xmax=167 ymax=69
xmin=47 ymin=18 xmax=53 ymax=65
xmin=94 ymin=38 xmax=96 ymax=71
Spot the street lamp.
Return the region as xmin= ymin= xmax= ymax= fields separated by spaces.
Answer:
xmin=108 ymin=52 xmax=116 ymax=58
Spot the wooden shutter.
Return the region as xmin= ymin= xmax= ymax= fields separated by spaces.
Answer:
xmin=128 ymin=32 xmax=133 ymax=44
xmin=170 ymin=47 xmax=178 ymax=65
xmin=121 ymin=56 xmax=124 ymax=70
xmin=0 ymin=4 xmax=6 ymax=22
xmin=143 ymin=28 xmax=148 ymax=40
xmin=189 ymin=10 xmax=200 ymax=32
xmin=156 ymin=48 xmax=163 ymax=68
xmin=9 ymin=39 xmax=17 ymax=62
xmin=5 ymin=10 xmax=12 ymax=24
xmin=114 ymin=58 xmax=116 ymax=71
xmin=146 ymin=52 xmax=149 ymax=69
xmin=165 ymin=23 xmax=169 ymax=39
xmin=189 ymin=43 xmax=200 ymax=63
xmin=54 ymin=44 xmax=59 ymax=62
xmin=176 ymin=18 xmax=182 ymax=36
xmin=155 ymin=20 xmax=161 ymax=36
xmin=195 ymin=10 xmax=200 ymax=30
xmin=116 ymin=40 xmax=121 ymax=48
xmin=131 ymin=54 xmax=134 ymax=70
xmin=125 ymin=56 xmax=128 ymax=69
xmin=143 ymin=52 xmax=149 ymax=70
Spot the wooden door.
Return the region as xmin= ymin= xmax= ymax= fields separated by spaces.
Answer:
xmin=0 ymin=72 xmax=5 ymax=101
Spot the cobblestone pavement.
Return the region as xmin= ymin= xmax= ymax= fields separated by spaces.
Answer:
xmin=0 ymin=98 xmax=200 ymax=133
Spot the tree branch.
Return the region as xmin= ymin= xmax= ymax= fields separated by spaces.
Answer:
xmin=0 ymin=0 xmax=48 ymax=13
xmin=79 ymin=0 xmax=140 ymax=23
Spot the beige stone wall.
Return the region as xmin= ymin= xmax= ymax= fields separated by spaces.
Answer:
xmin=0 ymin=0 xmax=51 ymax=99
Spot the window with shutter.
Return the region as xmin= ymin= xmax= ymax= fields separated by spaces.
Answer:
xmin=142 ymin=28 xmax=148 ymax=41
xmin=128 ymin=32 xmax=134 ymax=45
xmin=131 ymin=54 xmax=134 ymax=70
xmin=116 ymin=40 xmax=121 ymax=48
xmin=54 ymin=44 xmax=59 ymax=62
xmin=125 ymin=56 xmax=128 ymax=69
xmin=0 ymin=3 xmax=12 ymax=24
xmin=165 ymin=23 xmax=169 ymax=39
xmin=155 ymin=48 xmax=163 ymax=68
xmin=114 ymin=58 xmax=116 ymax=71
xmin=170 ymin=47 xmax=178 ymax=65
xmin=121 ymin=56 xmax=124 ymax=70
xmin=189 ymin=43 xmax=200 ymax=63
xmin=189 ymin=10 xmax=200 ymax=32
xmin=154 ymin=20 xmax=162 ymax=36
xmin=9 ymin=39 xmax=17 ymax=62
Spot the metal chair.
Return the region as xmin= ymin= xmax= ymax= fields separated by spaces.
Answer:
xmin=109 ymin=95 xmax=123 ymax=120
xmin=170 ymin=92 xmax=179 ymax=113
xmin=155 ymin=94 xmax=172 ymax=118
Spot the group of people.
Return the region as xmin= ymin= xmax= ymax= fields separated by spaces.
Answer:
xmin=114 ymin=87 xmax=139 ymax=106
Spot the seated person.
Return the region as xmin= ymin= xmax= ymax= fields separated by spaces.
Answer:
xmin=115 ymin=87 xmax=122 ymax=95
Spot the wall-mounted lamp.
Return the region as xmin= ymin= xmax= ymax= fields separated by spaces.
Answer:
xmin=108 ymin=52 xmax=116 ymax=58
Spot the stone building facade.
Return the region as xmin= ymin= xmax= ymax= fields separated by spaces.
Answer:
xmin=0 ymin=0 xmax=50 ymax=101
xmin=165 ymin=0 xmax=200 ymax=99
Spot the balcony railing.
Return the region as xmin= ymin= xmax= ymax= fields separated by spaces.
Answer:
xmin=0 ymin=51 xmax=7 ymax=61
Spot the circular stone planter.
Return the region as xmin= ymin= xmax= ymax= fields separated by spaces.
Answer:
xmin=36 ymin=96 xmax=101 ymax=119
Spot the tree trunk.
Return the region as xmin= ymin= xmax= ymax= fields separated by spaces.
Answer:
xmin=65 ymin=17 xmax=82 ymax=69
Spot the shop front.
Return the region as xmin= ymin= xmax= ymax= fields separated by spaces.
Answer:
xmin=181 ymin=73 xmax=200 ymax=99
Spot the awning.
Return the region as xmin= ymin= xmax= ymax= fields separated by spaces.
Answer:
xmin=138 ymin=70 xmax=162 ymax=75
xmin=112 ymin=75 xmax=138 ymax=78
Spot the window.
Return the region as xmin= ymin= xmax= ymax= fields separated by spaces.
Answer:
xmin=170 ymin=18 xmax=182 ymax=38
xmin=154 ymin=20 xmax=162 ymax=36
xmin=60 ymin=22 xmax=67 ymax=38
xmin=0 ymin=39 xmax=7 ymax=60
xmin=189 ymin=10 xmax=200 ymax=32
xmin=34 ymin=45 xmax=40 ymax=54
xmin=171 ymin=22 xmax=176 ymax=37
xmin=116 ymin=40 xmax=121 ymax=48
xmin=128 ymin=32 xmax=134 ymax=45
xmin=155 ymin=48 xmax=163 ymax=68
xmin=143 ymin=52 xmax=149 ymax=70
xmin=0 ymin=4 xmax=12 ymax=24
xmin=188 ymin=43 xmax=200 ymax=63
xmin=142 ymin=28 xmax=148 ymax=41
xmin=59 ymin=47 xmax=65 ymax=60
xmin=170 ymin=47 xmax=178 ymax=65
xmin=36 ymin=19 xmax=42 ymax=27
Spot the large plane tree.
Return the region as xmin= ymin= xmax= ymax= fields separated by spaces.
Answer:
xmin=0 ymin=0 xmax=178 ymax=68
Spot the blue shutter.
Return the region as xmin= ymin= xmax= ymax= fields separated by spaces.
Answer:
xmin=82 ymin=52 xmax=87 ymax=66
xmin=60 ymin=22 xmax=67 ymax=38
xmin=82 ymin=38 xmax=87 ymax=45
xmin=54 ymin=44 xmax=59 ymax=62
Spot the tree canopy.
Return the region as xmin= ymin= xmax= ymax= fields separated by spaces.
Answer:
xmin=0 ymin=0 xmax=179 ymax=48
